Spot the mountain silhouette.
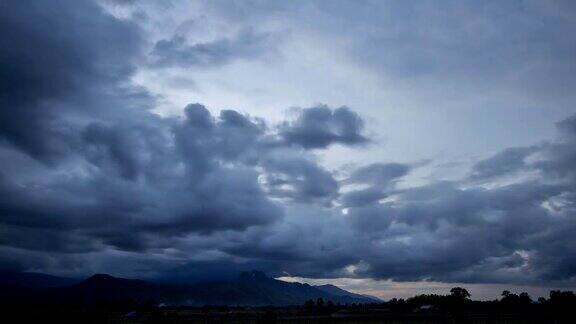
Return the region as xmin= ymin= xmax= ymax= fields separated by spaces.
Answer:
xmin=0 ymin=271 xmax=80 ymax=288
xmin=316 ymin=284 xmax=383 ymax=302
xmin=0 ymin=271 xmax=379 ymax=306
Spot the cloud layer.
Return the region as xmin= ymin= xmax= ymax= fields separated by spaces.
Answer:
xmin=0 ymin=0 xmax=575 ymax=290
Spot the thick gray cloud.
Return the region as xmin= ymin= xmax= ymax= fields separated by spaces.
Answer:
xmin=0 ymin=0 xmax=145 ymax=161
xmin=280 ymin=105 xmax=369 ymax=149
xmin=0 ymin=0 xmax=284 ymax=268
xmin=260 ymin=154 xmax=338 ymax=204
xmin=332 ymin=115 xmax=576 ymax=284
xmin=340 ymin=187 xmax=386 ymax=207
xmin=0 ymin=0 xmax=575 ymax=291
xmin=348 ymin=163 xmax=411 ymax=186
xmin=340 ymin=162 xmax=411 ymax=207
xmin=470 ymin=147 xmax=535 ymax=180
xmin=234 ymin=114 xmax=576 ymax=284
xmin=151 ymin=29 xmax=275 ymax=68
xmin=468 ymin=147 xmax=537 ymax=181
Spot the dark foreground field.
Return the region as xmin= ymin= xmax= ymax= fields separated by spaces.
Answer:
xmin=2 ymin=273 xmax=574 ymax=323
xmin=1 ymin=304 xmax=574 ymax=324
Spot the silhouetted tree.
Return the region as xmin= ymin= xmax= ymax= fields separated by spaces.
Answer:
xmin=537 ymin=297 xmax=547 ymax=304
xmin=519 ymin=292 xmax=532 ymax=304
xmin=501 ymin=290 xmax=518 ymax=304
xmin=549 ymin=290 xmax=576 ymax=307
xmin=450 ymin=287 xmax=471 ymax=300
xmin=316 ymin=297 xmax=325 ymax=308
xmin=304 ymin=299 xmax=315 ymax=310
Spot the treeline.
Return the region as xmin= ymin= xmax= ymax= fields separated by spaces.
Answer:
xmin=303 ymin=287 xmax=576 ymax=315
xmin=388 ymin=287 xmax=576 ymax=311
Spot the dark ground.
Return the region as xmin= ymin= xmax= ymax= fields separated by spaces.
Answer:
xmin=1 ymin=303 xmax=574 ymax=324
xmin=1 ymin=287 xmax=574 ymax=323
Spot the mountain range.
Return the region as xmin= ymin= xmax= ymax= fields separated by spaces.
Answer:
xmin=0 ymin=270 xmax=381 ymax=306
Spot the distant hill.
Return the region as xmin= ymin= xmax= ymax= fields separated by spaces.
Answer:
xmin=0 ymin=271 xmax=80 ymax=288
xmin=187 ymin=270 xmax=376 ymax=305
xmin=315 ymin=284 xmax=382 ymax=303
xmin=0 ymin=270 xmax=380 ymax=306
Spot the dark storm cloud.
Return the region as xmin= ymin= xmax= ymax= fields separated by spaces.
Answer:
xmin=532 ymin=116 xmax=576 ymax=181
xmin=151 ymin=29 xmax=274 ymax=68
xmin=349 ymin=181 xmax=563 ymax=281
xmin=0 ymin=105 xmax=284 ymax=251
xmin=0 ymin=0 xmax=284 ymax=268
xmin=468 ymin=147 xmax=537 ymax=181
xmin=178 ymin=104 xmax=264 ymax=163
xmin=340 ymin=162 xmax=411 ymax=207
xmin=234 ymin=113 xmax=576 ymax=284
xmin=332 ymin=114 xmax=576 ymax=284
xmin=280 ymin=105 xmax=369 ymax=149
xmin=259 ymin=154 xmax=338 ymax=204
xmin=557 ymin=114 xmax=576 ymax=137
xmin=0 ymin=0 xmax=144 ymax=161
xmin=82 ymin=122 xmax=153 ymax=180
xmin=466 ymin=114 xmax=576 ymax=186
xmin=340 ymin=187 xmax=386 ymax=207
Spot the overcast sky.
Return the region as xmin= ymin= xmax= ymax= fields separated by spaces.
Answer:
xmin=1 ymin=0 xmax=576 ymax=300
